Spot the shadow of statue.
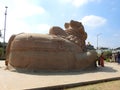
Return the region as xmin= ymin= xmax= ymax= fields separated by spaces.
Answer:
xmin=96 ymin=66 xmax=118 ymax=73
xmin=9 ymin=65 xmax=118 ymax=76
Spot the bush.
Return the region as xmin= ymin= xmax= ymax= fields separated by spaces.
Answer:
xmin=101 ymin=51 xmax=112 ymax=62
xmin=103 ymin=51 xmax=112 ymax=59
xmin=0 ymin=47 xmax=4 ymax=57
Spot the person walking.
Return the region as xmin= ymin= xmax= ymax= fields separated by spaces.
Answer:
xmin=117 ymin=52 xmax=120 ymax=64
xmin=111 ymin=53 xmax=115 ymax=62
xmin=99 ymin=52 xmax=105 ymax=67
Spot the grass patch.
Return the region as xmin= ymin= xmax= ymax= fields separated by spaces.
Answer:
xmin=65 ymin=80 xmax=120 ymax=90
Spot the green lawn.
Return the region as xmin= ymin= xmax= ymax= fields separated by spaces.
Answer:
xmin=65 ymin=80 xmax=120 ymax=90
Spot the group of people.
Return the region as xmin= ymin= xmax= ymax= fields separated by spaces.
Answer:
xmin=111 ymin=52 xmax=120 ymax=64
xmin=97 ymin=51 xmax=120 ymax=67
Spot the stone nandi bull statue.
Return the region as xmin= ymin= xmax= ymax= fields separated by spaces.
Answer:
xmin=5 ymin=20 xmax=97 ymax=71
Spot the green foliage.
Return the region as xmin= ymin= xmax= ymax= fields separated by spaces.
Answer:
xmin=103 ymin=51 xmax=112 ymax=59
xmin=0 ymin=47 xmax=4 ymax=57
xmin=105 ymin=58 xmax=110 ymax=62
xmin=0 ymin=42 xmax=2 ymax=47
xmin=0 ymin=42 xmax=7 ymax=59
xmin=99 ymin=51 xmax=112 ymax=62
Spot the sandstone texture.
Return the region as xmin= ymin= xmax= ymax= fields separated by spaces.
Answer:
xmin=6 ymin=20 xmax=97 ymax=71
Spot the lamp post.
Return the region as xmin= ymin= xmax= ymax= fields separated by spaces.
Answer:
xmin=97 ymin=33 xmax=102 ymax=50
xmin=3 ymin=6 xmax=8 ymax=57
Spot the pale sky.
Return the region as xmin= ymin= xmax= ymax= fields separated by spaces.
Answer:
xmin=0 ymin=0 xmax=120 ymax=48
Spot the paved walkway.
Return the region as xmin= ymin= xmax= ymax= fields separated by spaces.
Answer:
xmin=0 ymin=61 xmax=120 ymax=90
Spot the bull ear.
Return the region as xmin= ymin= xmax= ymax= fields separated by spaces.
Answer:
xmin=64 ymin=23 xmax=70 ymax=29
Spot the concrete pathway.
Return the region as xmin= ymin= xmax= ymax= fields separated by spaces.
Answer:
xmin=0 ymin=61 xmax=120 ymax=90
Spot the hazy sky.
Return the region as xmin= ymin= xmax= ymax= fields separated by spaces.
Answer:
xmin=0 ymin=0 xmax=120 ymax=48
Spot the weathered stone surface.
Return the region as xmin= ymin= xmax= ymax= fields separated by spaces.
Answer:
xmin=6 ymin=20 xmax=97 ymax=71
xmin=49 ymin=26 xmax=67 ymax=36
xmin=65 ymin=20 xmax=87 ymax=52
